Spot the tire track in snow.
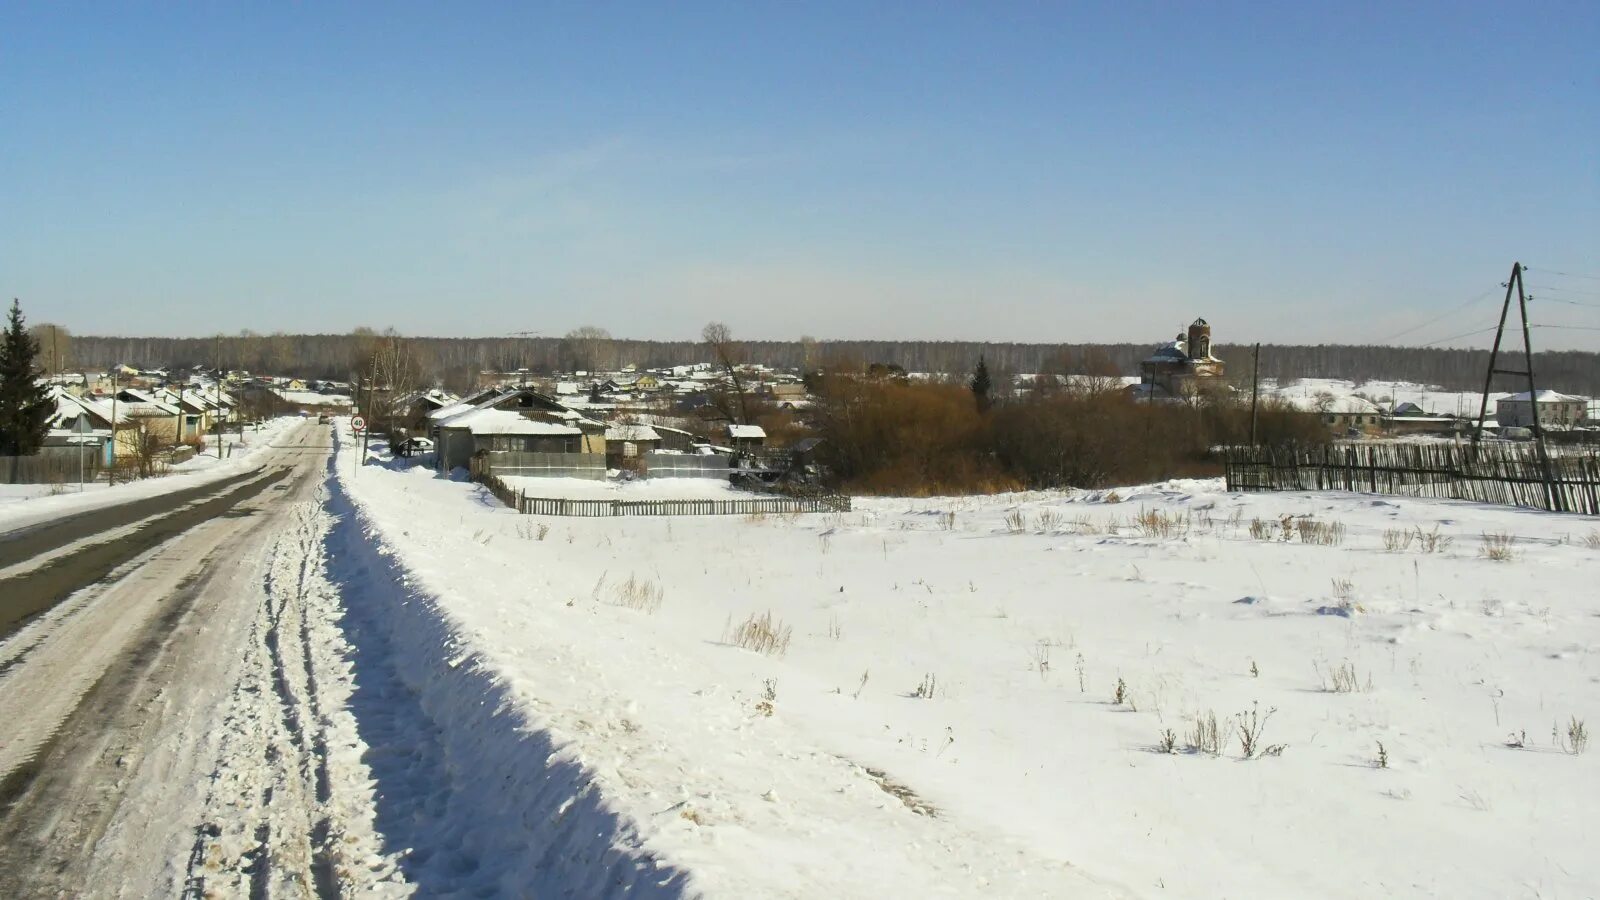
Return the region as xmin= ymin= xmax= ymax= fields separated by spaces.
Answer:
xmin=184 ymin=491 xmax=348 ymax=899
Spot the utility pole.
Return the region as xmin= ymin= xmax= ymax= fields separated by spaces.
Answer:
xmin=108 ymin=368 xmax=119 ymax=485
xmin=361 ymin=352 xmax=378 ymax=466
xmin=215 ymin=336 xmax=224 ymax=459
xmin=1471 ymin=261 xmax=1558 ymax=508
xmin=1249 ymin=342 xmax=1261 ymax=446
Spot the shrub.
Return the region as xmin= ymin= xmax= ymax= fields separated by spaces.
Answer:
xmin=1236 ymin=703 xmax=1278 ymax=759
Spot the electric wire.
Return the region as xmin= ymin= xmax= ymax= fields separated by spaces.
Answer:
xmin=1373 ymin=287 xmax=1500 ymax=344
xmin=1524 ymin=266 xmax=1600 ymax=281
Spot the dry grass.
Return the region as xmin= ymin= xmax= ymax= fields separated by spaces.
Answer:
xmin=1480 ymin=531 xmax=1517 ymax=562
xmin=1564 ymin=717 xmax=1589 ymax=755
xmin=1296 ymin=518 xmax=1346 ymax=546
xmin=1004 ymin=509 xmax=1027 ymax=534
xmin=723 ymin=611 xmax=792 ymax=656
xmin=1582 ymin=530 xmax=1600 ymax=550
xmin=1315 ymin=659 xmax=1369 ymax=693
xmin=1186 ymin=710 xmax=1226 ymax=756
xmin=612 ymin=574 xmax=663 ymax=614
xmin=1133 ymin=507 xmax=1188 ymax=540
xmin=1248 ymin=518 xmax=1274 ymax=541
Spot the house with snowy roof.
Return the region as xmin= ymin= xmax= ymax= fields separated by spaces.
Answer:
xmin=726 ymin=423 xmax=767 ymax=451
xmin=433 ymin=387 xmax=605 ymax=471
xmin=1494 ymin=390 xmax=1588 ymax=430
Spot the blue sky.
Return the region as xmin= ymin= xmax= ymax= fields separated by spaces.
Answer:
xmin=2 ymin=2 xmax=1596 ymax=347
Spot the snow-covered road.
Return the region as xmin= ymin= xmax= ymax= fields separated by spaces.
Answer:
xmin=0 ymin=423 xmax=404 ymax=898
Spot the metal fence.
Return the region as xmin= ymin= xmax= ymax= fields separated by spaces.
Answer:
xmin=518 ymin=493 xmax=852 ymax=517
xmin=641 ymin=452 xmax=730 ymax=479
xmin=1222 ymin=443 xmax=1600 ymax=515
xmin=481 ymin=450 xmax=606 ymax=480
xmin=1 ymin=452 xmax=104 ymax=485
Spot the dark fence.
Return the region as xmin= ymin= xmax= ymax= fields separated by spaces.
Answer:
xmin=1223 ymin=443 xmax=1600 ymax=515
xmin=473 ymin=469 xmax=849 ymax=516
xmin=1 ymin=452 xmax=105 ymax=485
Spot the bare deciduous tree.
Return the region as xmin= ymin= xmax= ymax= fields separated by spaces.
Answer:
xmin=702 ymin=321 xmax=751 ymax=425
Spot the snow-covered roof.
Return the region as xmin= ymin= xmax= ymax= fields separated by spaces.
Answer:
xmin=443 ymin=408 xmax=582 ymax=437
xmin=1279 ymin=394 xmax=1383 ymax=414
xmin=605 ymin=424 xmax=661 ymax=442
xmin=49 ymin=388 xmax=129 ymax=427
xmin=727 ymin=424 xmax=767 ymax=440
xmin=1498 ymin=390 xmax=1586 ymax=403
xmin=1143 ymin=341 xmax=1189 ymax=364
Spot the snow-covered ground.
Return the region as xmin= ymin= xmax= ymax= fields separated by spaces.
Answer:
xmin=0 ymin=417 xmax=300 ymax=532
xmin=1264 ymin=377 xmax=1506 ymax=418
xmin=340 ymin=427 xmax=1599 ymax=898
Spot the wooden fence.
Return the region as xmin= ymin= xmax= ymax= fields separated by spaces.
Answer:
xmin=1 ymin=452 xmax=104 ymax=485
xmin=1222 ymin=443 xmax=1600 ymax=515
xmin=476 ymin=471 xmax=850 ymax=516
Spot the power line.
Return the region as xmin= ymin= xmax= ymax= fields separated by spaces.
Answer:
xmin=1525 ymin=266 xmax=1600 ymax=281
xmin=1414 ymin=324 xmax=1501 ymax=348
xmin=1529 ymin=283 xmax=1600 ymax=297
xmin=1536 ymin=296 xmax=1600 ymax=309
xmin=1532 ymin=324 xmax=1600 ymax=332
xmin=1374 ymin=286 xmax=1499 ymax=344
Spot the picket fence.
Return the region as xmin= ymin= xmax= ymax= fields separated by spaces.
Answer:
xmin=476 ymin=471 xmax=849 ymax=517
xmin=1222 ymin=443 xmax=1600 ymax=515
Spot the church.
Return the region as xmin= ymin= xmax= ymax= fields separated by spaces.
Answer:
xmin=1137 ymin=318 xmax=1227 ymax=400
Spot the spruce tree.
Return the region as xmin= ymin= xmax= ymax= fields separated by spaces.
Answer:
xmin=970 ymin=355 xmax=993 ymax=413
xmin=0 ymin=299 xmax=53 ymax=456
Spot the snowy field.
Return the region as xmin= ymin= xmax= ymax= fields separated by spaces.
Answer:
xmin=341 ymin=427 xmax=1599 ymax=898
xmin=1264 ymin=377 xmax=1506 ymax=418
xmin=0 ymin=417 xmax=300 ymax=532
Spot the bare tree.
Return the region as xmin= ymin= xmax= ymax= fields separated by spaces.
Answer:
xmin=702 ymin=321 xmax=752 ymax=425
xmin=563 ymin=326 xmax=614 ymax=373
xmin=30 ymin=323 xmax=71 ymax=375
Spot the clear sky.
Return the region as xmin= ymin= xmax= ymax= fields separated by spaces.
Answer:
xmin=3 ymin=2 xmax=1596 ymax=348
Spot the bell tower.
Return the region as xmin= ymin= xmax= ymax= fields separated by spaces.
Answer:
xmin=1186 ymin=318 xmax=1211 ymax=360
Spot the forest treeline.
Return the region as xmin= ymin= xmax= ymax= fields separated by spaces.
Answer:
xmin=65 ymin=333 xmax=1600 ymax=397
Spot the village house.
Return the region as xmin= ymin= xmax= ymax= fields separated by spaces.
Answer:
xmin=45 ymin=388 xmax=135 ymax=466
xmin=727 ymin=423 xmax=767 ymax=451
xmin=604 ymin=423 xmax=663 ymax=467
xmin=1495 ymin=391 xmax=1588 ymax=430
xmin=1137 ymin=318 xmax=1227 ymax=400
xmin=110 ymin=387 xmax=184 ymax=444
xmin=154 ymin=388 xmax=214 ymax=441
xmin=432 ymin=387 xmax=605 ymax=472
xmin=391 ymin=388 xmax=460 ymax=438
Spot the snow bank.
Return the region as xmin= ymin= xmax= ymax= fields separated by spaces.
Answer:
xmin=329 ymin=436 xmax=698 ymax=897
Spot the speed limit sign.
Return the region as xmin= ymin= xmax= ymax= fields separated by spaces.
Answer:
xmin=351 ymin=416 xmax=366 ymax=433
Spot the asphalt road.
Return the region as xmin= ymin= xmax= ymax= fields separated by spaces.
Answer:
xmin=0 ymin=422 xmax=342 ymax=898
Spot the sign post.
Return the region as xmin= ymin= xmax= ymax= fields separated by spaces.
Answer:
xmin=350 ymin=416 xmax=366 ymax=478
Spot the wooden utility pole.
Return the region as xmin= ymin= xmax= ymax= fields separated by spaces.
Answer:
xmin=1249 ymin=342 xmax=1261 ymax=446
xmin=215 ymin=336 xmax=224 ymax=459
xmin=108 ymin=369 xmax=119 ymax=485
xmin=1471 ymin=261 xmax=1559 ymax=508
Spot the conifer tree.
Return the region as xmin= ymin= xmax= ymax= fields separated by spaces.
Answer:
xmin=970 ymin=355 xmax=993 ymax=413
xmin=0 ymin=299 xmax=53 ymax=456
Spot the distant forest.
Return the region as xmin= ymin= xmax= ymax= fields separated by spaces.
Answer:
xmin=67 ymin=334 xmax=1600 ymax=397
